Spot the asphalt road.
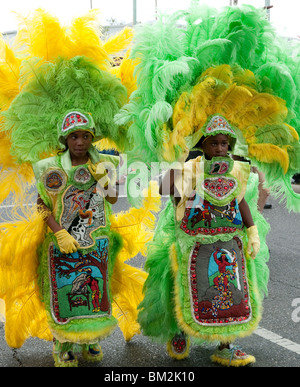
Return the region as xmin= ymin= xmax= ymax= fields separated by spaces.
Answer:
xmin=0 ymin=186 xmax=300 ymax=369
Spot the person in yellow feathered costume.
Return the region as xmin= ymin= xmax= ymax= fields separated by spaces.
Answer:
xmin=0 ymin=9 xmax=159 ymax=367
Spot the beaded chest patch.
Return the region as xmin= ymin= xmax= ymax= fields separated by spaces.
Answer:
xmin=49 ymin=238 xmax=111 ymax=324
xmin=180 ymin=191 xmax=243 ymax=236
xmin=202 ymin=176 xmax=237 ymax=200
xmin=189 ymin=237 xmax=251 ymax=326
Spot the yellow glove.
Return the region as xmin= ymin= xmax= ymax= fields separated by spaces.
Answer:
xmin=88 ymin=161 xmax=110 ymax=188
xmin=246 ymin=225 xmax=260 ymax=259
xmin=54 ymin=229 xmax=80 ymax=254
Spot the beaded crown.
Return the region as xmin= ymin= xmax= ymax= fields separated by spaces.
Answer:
xmin=59 ymin=111 xmax=96 ymax=144
xmin=199 ymin=115 xmax=237 ymax=150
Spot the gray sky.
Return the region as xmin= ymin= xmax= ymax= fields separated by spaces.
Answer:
xmin=0 ymin=0 xmax=299 ymax=38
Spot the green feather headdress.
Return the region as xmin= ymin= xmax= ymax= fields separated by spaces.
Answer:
xmin=0 ymin=8 xmax=136 ymax=205
xmin=116 ymin=2 xmax=300 ymax=211
xmin=2 ymin=56 xmax=128 ymax=164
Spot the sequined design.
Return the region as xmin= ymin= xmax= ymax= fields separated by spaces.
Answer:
xmin=62 ymin=111 xmax=91 ymax=133
xmin=180 ymin=192 xmax=243 ymax=236
xmin=49 ymin=238 xmax=111 ymax=324
xmin=60 ymin=183 xmax=106 ymax=248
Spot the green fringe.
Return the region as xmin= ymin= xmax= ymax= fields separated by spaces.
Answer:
xmin=245 ymin=172 xmax=270 ymax=299
xmin=138 ymin=200 xmax=181 ymax=342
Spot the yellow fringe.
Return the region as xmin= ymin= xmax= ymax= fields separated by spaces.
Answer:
xmin=0 ymin=9 xmax=137 ymax=208
xmin=165 ymin=64 xmax=296 ymax=177
xmin=0 ymin=298 xmax=5 ymax=322
xmin=111 ymin=262 xmax=147 ymax=341
xmin=248 ymin=143 xmax=289 ymax=173
xmin=110 ymin=181 xmax=161 ymax=341
xmin=103 ymin=26 xmax=134 ymax=56
xmin=110 ymin=50 xmax=139 ymax=99
xmin=110 ymin=181 xmax=161 ymax=262
xmin=0 ymin=36 xmax=21 ymax=106
xmin=49 ymin=318 xmax=116 ymax=345
xmin=0 ymin=163 xmax=35 ymax=205
xmin=210 ymin=353 xmax=256 ymax=367
xmin=0 ymin=205 xmax=52 ymax=348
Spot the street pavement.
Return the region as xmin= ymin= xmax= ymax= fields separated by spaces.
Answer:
xmin=0 ymin=185 xmax=300 ymax=369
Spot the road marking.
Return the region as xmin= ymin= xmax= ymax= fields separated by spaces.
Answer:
xmin=0 ymin=204 xmax=34 ymax=209
xmin=255 ymin=327 xmax=300 ymax=355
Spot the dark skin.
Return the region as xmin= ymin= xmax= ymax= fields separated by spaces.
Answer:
xmin=37 ymin=130 xmax=118 ymax=234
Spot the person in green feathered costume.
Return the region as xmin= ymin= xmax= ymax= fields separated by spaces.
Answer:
xmin=116 ymin=2 xmax=300 ymax=367
xmin=138 ymin=117 xmax=268 ymax=367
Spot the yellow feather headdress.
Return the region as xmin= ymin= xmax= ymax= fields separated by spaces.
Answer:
xmin=169 ymin=64 xmax=296 ymax=170
xmin=166 ymin=64 xmax=300 ymax=210
xmin=0 ymin=8 xmax=145 ymax=347
xmin=0 ymin=8 xmax=137 ymax=205
xmin=115 ymin=4 xmax=300 ymax=211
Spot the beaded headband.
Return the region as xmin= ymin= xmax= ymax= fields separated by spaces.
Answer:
xmin=58 ymin=110 xmax=95 ymax=144
xmin=204 ymin=115 xmax=236 ymax=137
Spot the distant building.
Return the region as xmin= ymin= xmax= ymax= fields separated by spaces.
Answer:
xmin=2 ymin=23 xmax=134 ymax=42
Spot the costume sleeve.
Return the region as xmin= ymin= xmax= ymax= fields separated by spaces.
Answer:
xmin=174 ymin=156 xmax=202 ymax=221
xmin=32 ymin=156 xmax=64 ymax=210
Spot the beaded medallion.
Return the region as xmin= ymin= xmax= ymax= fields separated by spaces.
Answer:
xmin=74 ymin=166 xmax=92 ymax=184
xmin=44 ymin=168 xmax=67 ymax=193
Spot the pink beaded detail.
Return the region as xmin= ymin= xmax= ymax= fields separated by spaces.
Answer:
xmin=202 ymin=176 xmax=237 ymax=200
xmin=62 ymin=111 xmax=89 ymax=132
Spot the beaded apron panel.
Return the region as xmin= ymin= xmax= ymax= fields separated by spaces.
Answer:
xmin=189 ymin=237 xmax=251 ymax=326
xmin=48 ymin=238 xmax=111 ymax=324
xmin=60 ymin=182 xmax=106 ymax=248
